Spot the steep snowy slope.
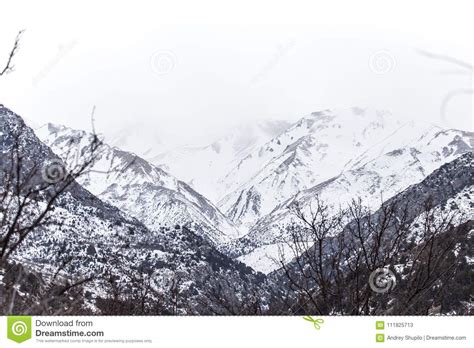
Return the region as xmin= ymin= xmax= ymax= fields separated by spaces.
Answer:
xmin=1 ymin=104 xmax=156 ymax=287
xmin=270 ymin=153 xmax=474 ymax=314
xmin=151 ymin=120 xmax=291 ymax=202
xmin=35 ymin=123 xmax=242 ymax=244
xmin=218 ymin=108 xmax=402 ymax=231
xmin=275 ymin=152 xmax=474 ymax=273
xmin=227 ymin=124 xmax=473 ymax=273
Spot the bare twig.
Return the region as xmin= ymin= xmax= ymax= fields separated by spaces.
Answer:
xmin=0 ymin=30 xmax=25 ymax=77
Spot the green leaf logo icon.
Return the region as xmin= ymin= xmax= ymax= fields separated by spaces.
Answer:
xmin=7 ymin=316 xmax=32 ymax=343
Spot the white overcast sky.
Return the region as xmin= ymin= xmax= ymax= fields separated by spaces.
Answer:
xmin=0 ymin=0 xmax=472 ymax=146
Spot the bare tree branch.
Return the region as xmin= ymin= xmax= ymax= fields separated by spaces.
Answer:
xmin=0 ymin=30 xmax=25 ymax=77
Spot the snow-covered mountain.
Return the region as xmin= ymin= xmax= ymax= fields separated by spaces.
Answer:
xmin=151 ymin=120 xmax=291 ymax=202
xmin=218 ymin=108 xmax=403 ymax=231
xmin=1 ymin=104 xmax=154 ymax=289
xmin=35 ymin=123 xmax=242 ymax=244
xmin=1 ymin=104 xmax=271 ymax=314
xmin=2 ymin=103 xmax=472 ymax=315
xmin=270 ymin=152 xmax=474 ymax=314
xmin=31 ymin=107 xmax=474 ymax=275
xmin=227 ymin=121 xmax=474 ymax=273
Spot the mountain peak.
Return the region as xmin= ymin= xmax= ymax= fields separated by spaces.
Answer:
xmin=36 ymin=122 xmax=243 ymax=243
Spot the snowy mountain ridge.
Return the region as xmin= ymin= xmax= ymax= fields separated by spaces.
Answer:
xmin=23 ymin=106 xmax=474 ymax=275
xmin=217 ymin=108 xmax=404 ymax=231
xmin=35 ymin=123 xmax=243 ymax=244
xmin=228 ymin=122 xmax=474 ymax=273
xmin=1 ymin=104 xmax=271 ymax=314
